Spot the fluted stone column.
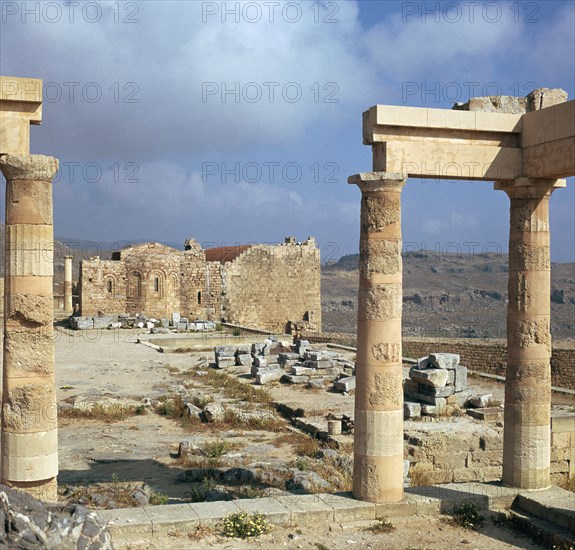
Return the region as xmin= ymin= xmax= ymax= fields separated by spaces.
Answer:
xmin=0 ymin=154 xmax=59 ymax=502
xmin=497 ymin=177 xmax=562 ymax=489
xmin=348 ymin=172 xmax=406 ymax=503
xmin=64 ymin=255 xmax=73 ymax=314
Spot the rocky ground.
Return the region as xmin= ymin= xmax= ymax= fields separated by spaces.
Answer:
xmin=51 ymin=327 xmax=573 ymax=549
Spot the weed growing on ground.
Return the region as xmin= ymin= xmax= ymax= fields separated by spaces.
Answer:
xmin=203 ymin=439 xmax=229 ymax=458
xmin=366 ymin=517 xmax=396 ymax=533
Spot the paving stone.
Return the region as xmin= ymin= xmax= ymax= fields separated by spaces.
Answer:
xmin=319 ymin=493 xmax=375 ymax=522
xmin=277 ymin=494 xmax=334 ymax=527
xmin=235 ymin=497 xmax=291 ymax=526
xmin=190 ymin=500 xmax=241 ymax=527
xmin=142 ymin=504 xmax=200 ymax=536
xmin=98 ymin=507 xmax=152 ymax=541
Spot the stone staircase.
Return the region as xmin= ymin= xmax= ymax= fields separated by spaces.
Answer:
xmin=507 ymin=487 xmax=575 ymax=548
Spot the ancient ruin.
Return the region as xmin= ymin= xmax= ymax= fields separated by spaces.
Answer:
xmin=0 ymin=77 xmax=59 ymax=501
xmin=349 ymin=88 xmax=574 ymax=501
xmin=79 ymin=236 xmax=321 ymax=333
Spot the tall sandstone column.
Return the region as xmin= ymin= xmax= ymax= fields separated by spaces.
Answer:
xmin=498 ymin=177 xmax=561 ymax=489
xmin=0 ymin=154 xmax=59 ymax=501
xmin=64 ymin=255 xmax=73 ymax=314
xmin=348 ymin=172 xmax=406 ymax=503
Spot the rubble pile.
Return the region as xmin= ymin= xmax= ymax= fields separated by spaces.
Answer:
xmin=70 ymin=312 xmax=216 ymax=332
xmin=404 ymin=352 xmax=470 ymax=418
xmin=214 ymin=338 xmax=355 ymax=390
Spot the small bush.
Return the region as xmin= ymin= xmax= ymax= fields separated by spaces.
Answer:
xmin=149 ymin=491 xmax=169 ymax=505
xmin=366 ymin=517 xmax=395 ymax=533
xmin=232 ymin=327 xmax=241 ymax=336
xmin=215 ymin=323 xmax=224 ymax=331
xmin=221 ymin=511 xmax=271 ymax=538
xmin=203 ymin=439 xmax=229 ymax=458
xmin=452 ymin=502 xmax=484 ymax=530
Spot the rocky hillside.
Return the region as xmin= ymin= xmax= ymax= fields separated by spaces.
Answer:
xmin=322 ymin=252 xmax=575 ymax=341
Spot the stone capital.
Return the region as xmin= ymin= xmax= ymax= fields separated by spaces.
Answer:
xmin=348 ymin=172 xmax=407 ymax=194
xmin=494 ymin=178 xmax=565 ymax=199
xmin=0 ymin=154 xmax=59 ymax=182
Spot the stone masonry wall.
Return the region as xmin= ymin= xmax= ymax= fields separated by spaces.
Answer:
xmin=406 ymin=412 xmax=574 ymax=485
xmin=79 ymin=259 xmax=126 ymax=315
xmin=221 ymin=239 xmax=321 ymax=333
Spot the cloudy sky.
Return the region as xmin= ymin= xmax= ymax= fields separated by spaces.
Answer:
xmin=1 ymin=0 xmax=574 ymax=262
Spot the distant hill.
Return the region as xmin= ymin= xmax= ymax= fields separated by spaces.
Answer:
xmin=322 ymin=251 xmax=575 ymax=341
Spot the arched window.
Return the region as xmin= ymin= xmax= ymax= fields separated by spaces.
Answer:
xmin=197 ymin=291 xmax=202 ymax=305
xmin=154 ymin=277 xmax=160 ymax=292
xmin=128 ymin=272 xmax=142 ymax=298
xmin=107 ymin=279 xmax=113 ymax=293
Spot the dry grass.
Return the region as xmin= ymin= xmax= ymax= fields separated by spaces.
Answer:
xmin=408 ymin=464 xmax=434 ymax=487
xmin=58 ymin=403 xmax=139 ymax=424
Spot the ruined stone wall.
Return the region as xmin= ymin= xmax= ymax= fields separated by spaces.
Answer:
xmin=79 ymin=259 xmax=126 ymax=315
xmin=220 ymin=240 xmax=321 ymax=333
xmin=79 ymin=238 xmax=321 ymax=327
xmin=403 ymin=337 xmax=575 ymax=390
xmin=406 ymin=412 xmax=574 ymax=485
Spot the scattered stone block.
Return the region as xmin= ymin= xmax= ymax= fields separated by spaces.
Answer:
xmin=177 ymin=322 xmax=188 ymax=330
xmin=254 ymin=356 xmax=267 ymax=368
xmin=216 ymin=356 xmax=235 ymax=369
xmin=291 ymin=366 xmax=315 ymax=375
xmin=93 ymin=316 xmax=117 ymax=329
xmin=282 ymin=374 xmax=309 ymax=384
xmin=171 ymin=312 xmax=180 ymax=325
xmin=236 ymin=353 xmax=252 ymax=367
xmin=416 ymin=383 xmax=455 ymax=398
xmin=160 ymin=318 xmax=170 ymax=328
xmin=428 ymin=353 xmax=460 ymax=369
xmin=202 ymin=403 xmax=225 ymax=423
xmin=409 ymin=367 xmax=449 ymax=388
xmin=466 ymin=407 xmax=504 ymax=421
xmin=454 ymin=365 xmax=468 ymax=392
xmin=307 ymin=379 xmax=325 ymax=390
xmin=417 ymin=357 xmax=431 ymax=368
xmin=255 ymin=369 xmax=283 ymax=385
xmin=184 ymin=403 xmax=202 ymax=419
xmin=334 ymin=376 xmax=356 ymax=392
xmin=251 ymin=342 xmax=264 ymax=355
xmin=404 ymin=401 xmax=422 ymax=419
xmin=468 ymin=394 xmax=493 ymax=408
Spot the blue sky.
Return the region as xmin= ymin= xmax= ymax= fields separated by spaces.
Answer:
xmin=1 ymin=0 xmax=574 ymax=261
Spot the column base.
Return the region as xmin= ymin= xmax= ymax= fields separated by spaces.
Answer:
xmin=3 ymin=476 xmax=58 ymax=502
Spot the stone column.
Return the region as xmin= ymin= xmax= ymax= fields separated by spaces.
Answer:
xmin=348 ymin=172 xmax=406 ymax=503
xmin=0 ymin=154 xmax=59 ymax=502
xmin=64 ymin=255 xmax=73 ymax=314
xmin=496 ymin=177 xmax=562 ymax=489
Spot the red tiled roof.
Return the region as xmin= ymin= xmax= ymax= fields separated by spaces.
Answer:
xmin=204 ymin=245 xmax=252 ymax=263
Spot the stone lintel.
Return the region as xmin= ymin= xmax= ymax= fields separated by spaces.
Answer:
xmin=363 ymin=105 xmax=523 ymax=141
